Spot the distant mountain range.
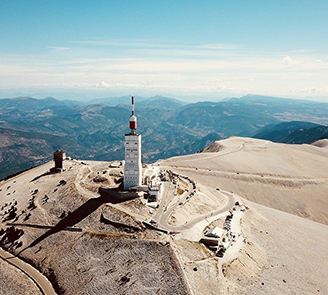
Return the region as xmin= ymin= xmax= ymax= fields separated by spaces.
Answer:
xmin=89 ymin=95 xmax=187 ymax=109
xmin=254 ymin=121 xmax=328 ymax=144
xmin=0 ymin=94 xmax=327 ymax=179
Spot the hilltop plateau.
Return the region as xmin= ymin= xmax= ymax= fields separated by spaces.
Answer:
xmin=0 ymin=137 xmax=327 ymax=294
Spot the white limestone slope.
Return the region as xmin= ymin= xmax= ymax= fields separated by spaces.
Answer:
xmin=159 ymin=137 xmax=328 ymax=294
xmin=162 ymin=136 xmax=328 ymax=225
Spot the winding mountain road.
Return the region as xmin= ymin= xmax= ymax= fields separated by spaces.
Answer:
xmin=153 ymin=182 xmax=235 ymax=233
xmin=0 ymin=247 xmax=56 ymax=295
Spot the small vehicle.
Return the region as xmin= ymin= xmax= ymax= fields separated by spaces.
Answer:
xmin=150 ymin=219 xmax=157 ymax=224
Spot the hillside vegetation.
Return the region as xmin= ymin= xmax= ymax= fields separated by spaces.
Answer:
xmin=0 ymin=95 xmax=327 ymax=179
xmin=254 ymin=121 xmax=328 ymax=144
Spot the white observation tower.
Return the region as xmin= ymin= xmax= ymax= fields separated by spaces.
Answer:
xmin=124 ymin=96 xmax=142 ymax=190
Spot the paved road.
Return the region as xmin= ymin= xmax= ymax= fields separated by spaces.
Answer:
xmin=0 ymin=162 xmax=58 ymax=295
xmin=155 ymin=183 xmax=235 ymax=232
xmin=0 ymin=247 xmax=57 ymax=295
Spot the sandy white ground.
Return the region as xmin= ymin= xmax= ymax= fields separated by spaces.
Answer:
xmin=159 ymin=137 xmax=328 ymax=294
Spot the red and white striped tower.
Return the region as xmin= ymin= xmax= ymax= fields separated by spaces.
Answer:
xmin=124 ymin=96 xmax=142 ymax=189
xmin=129 ymin=96 xmax=137 ymax=133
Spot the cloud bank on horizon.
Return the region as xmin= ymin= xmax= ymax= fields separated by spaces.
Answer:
xmin=0 ymin=0 xmax=327 ymax=101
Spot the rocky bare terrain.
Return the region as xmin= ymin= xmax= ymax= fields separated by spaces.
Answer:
xmin=0 ymin=137 xmax=327 ymax=294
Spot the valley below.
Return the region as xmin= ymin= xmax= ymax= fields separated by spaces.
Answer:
xmin=1 ymin=95 xmax=328 ymax=180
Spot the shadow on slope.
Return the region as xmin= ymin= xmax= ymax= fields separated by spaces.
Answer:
xmin=19 ymin=188 xmax=132 ymax=253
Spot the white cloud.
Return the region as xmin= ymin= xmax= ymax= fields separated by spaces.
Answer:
xmin=282 ymin=56 xmax=300 ymax=66
xmin=47 ymin=46 xmax=70 ymax=51
xmin=62 ymin=82 xmax=94 ymax=88
xmin=198 ymin=43 xmax=240 ymax=50
xmin=95 ymin=81 xmax=112 ymax=88
xmin=301 ymin=87 xmax=317 ymax=94
xmin=299 ymin=87 xmax=328 ymax=95
xmin=1 ymin=43 xmax=328 ymax=101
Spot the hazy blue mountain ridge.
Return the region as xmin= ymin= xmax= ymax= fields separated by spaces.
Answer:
xmin=0 ymin=95 xmax=328 ymax=179
xmin=254 ymin=121 xmax=328 ymax=144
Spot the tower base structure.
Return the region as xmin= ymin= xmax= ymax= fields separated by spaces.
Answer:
xmin=124 ymin=133 xmax=142 ymax=190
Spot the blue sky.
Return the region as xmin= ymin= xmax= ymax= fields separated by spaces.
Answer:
xmin=0 ymin=0 xmax=327 ymax=101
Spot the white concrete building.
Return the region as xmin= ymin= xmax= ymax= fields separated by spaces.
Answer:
xmin=124 ymin=97 xmax=142 ymax=190
xmin=148 ymin=183 xmax=162 ymax=202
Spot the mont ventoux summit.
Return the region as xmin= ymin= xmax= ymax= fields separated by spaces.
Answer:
xmin=0 ymin=94 xmax=328 ymax=295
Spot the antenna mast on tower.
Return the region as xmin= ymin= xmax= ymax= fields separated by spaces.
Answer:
xmin=129 ymin=96 xmax=137 ymax=134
